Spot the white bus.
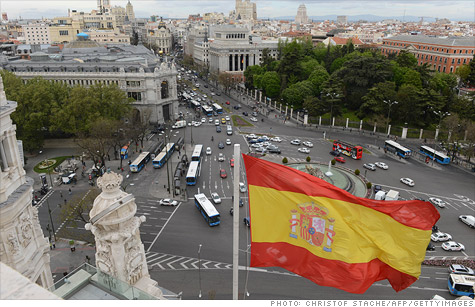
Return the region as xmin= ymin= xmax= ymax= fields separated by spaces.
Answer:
xmin=420 ymin=145 xmax=451 ymax=165
xmin=191 ymin=144 xmax=203 ymax=163
xmin=130 ymin=152 xmax=151 ymax=173
xmin=191 ymin=100 xmax=201 ymax=110
xmin=384 ymin=140 xmax=412 ymax=159
xmin=194 ymin=193 xmax=220 ymax=226
xmin=186 ymin=161 xmax=200 ymax=186
xmin=211 ymin=103 xmax=223 ymax=114
xmin=448 ymin=274 xmax=475 ymax=298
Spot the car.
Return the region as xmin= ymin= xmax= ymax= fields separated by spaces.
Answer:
xmin=375 ymin=162 xmax=389 ymax=170
xmin=218 ymin=153 xmax=224 ymax=161
xmin=302 ymin=141 xmax=313 ymax=148
xmin=255 ymin=147 xmax=266 ymax=153
xmin=239 ymin=182 xmax=247 ymax=193
xmin=427 ymin=242 xmax=435 ymax=251
xmin=218 ymin=142 xmax=224 ymax=149
xmin=226 ymin=139 xmax=232 ymax=145
xmin=225 ymin=116 xmax=230 ymax=121
xmin=441 ymin=241 xmax=465 ymax=251
xmin=298 ymin=147 xmax=310 ymax=154
xmin=226 ymin=101 xmax=230 ymax=105
xmin=209 ymin=118 xmax=213 ymax=123
xmin=261 ymin=141 xmax=271 ymax=147
xmin=242 ymin=111 xmax=248 ymax=116
xmin=230 ymin=159 xmax=234 ymax=167
xmin=233 ymin=105 xmax=239 ymax=110
xmin=247 ymin=134 xmax=257 ymax=139
xmin=193 ymin=121 xmax=201 ymax=127
xmin=221 ymin=118 xmax=226 ymax=124
xmin=267 ymin=145 xmax=281 ymax=154
xmin=220 ymin=169 xmax=227 ymax=178
xmin=363 ymin=163 xmax=376 ymax=171
xmin=431 ymin=231 xmax=452 ymax=242
xmin=203 ymin=94 xmax=207 ymax=98
xmin=216 ymin=92 xmax=221 ymax=96
xmin=216 ymin=126 xmax=222 ymax=133
xmin=335 ymin=156 xmax=346 ymax=163
xmin=270 ymin=137 xmax=282 ymax=142
xmin=250 ymin=143 xmax=262 ymax=148
xmin=243 ymin=217 xmax=250 ymax=227
xmin=329 ymin=150 xmax=340 ymax=157
xmin=210 ymin=192 xmax=221 ymax=204
xmin=290 ymin=139 xmax=301 ymax=145
xmin=215 ymin=119 xmax=220 ymax=126
xmin=400 ymin=177 xmax=415 ymax=187
xmin=459 ymin=215 xmax=475 ymax=228
xmin=252 ymin=112 xmax=258 ymax=116
xmin=250 ymin=117 xmax=258 ymax=122
xmin=429 ymin=197 xmax=446 ymax=208
xmin=201 ymin=118 xmax=206 ymax=123
xmin=448 ymin=264 xmax=475 ymax=276
xmin=258 ymin=135 xmax=269 ymax=142
xmin=206 ymin=147 xmax=212 ymax=155
xmin=204 ymin=84 xmax=208 ymax=88
xmin=249 ymin=139 xmax=258 ymax=144
xmin=159 ymin=198 xmax=178 ymax=206
xmin=239 ymin=198 xmax=244 ymax=207
xmin=196 ymin=98 xmax=201 ymax=102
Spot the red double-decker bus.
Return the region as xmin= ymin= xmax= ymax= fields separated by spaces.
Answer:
xmin=332 ymin=140 xmax=363 ymax=160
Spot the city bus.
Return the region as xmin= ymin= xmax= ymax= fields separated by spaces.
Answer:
xmin=191 ymin=144 xmax=203 ymax=162
xmin=202 ymin=105 xmax=213 ymax=117
xmin=332 ymin=140 xmax=363 ymax=160
xmin=152 ymin=143 xmax=175 ymax=168
xmin=420 ymin=145 xmax=451 ymax=164
xmin=186 ymin=161 xmax=200 ymax=185
xmin=191 ymin=100 xmax=201 ymax=111
xmin=212 ymin=103 xmax=223 ymax=114
xmin=448 ymin=274 xmax=475 ymax=298
xmin=194 ymin=193 xmax=220 ymax=226
xmin=384 ymin=140 xmax=412 ymax=159
xmin=130 ymin=152 xmax=151 ymax=173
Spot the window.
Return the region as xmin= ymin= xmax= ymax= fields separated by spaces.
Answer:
xmin=161 ymin=81 xmax=169 ymax=99
xmin=59 ymin=30 xmax=69 ymax=36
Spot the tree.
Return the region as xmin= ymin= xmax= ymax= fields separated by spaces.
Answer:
xmin=130 ymin=30 xmax=139 ymax=45
xmin=278 ymin=40 xmax=304 ymax=89
xmin=282 ymin=80 xmax=313 ymax=107
xmin=359 ymin=81 xmax=397 ymax=119
xmin=261 ymin=48 xmax=275 ymax=69
xmin=307 ymin=66 xmax=329 ymax=95
xmin=243 ymin=65 xmax=264 ymax=89
xmin=261 ymin=71 xmax=281 ymax=98
xmin=218 ymin=72 xmax=237 ymax=94
xmin=396 ymin=50 xmax=418 ymax=68
xmin=303 ymin=96 xmax=327 ymax=117
xmin=300 ymin=58 xmax=321 ymax=80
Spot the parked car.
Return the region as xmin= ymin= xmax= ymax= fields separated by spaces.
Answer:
xmin=250 ymin=143 xmax=262 ymax=148
xmin=230 ymin=159 xmax=234 ymax=167
xmin=206 ymin=147 xmax=212 ymax=155
xmin=363 ymin=163 xmax=376 ymax=171
xmin=448 ymin=264 xmax=475 ymax=275
xmin=220 ymin=169 xmax=227 ymax=178
xmin=218 ymin=153 xmax=224 ymax=161
xmin=270 ymin=137 xmax=282 ymax=142
xmin=298 ymin=147 xmax=310 ymax=154
xmin=267 ymin=145 xmax=281 ymax=154
xmin=290 ymin=139 xmax=301 ymax=145
xmin=429 ymin=197 xmax=446 ymax=208
xmin=218 ymin=142 xmax=225 ymax=149
xmin=459 ymin=215 xmax=475 ymax=228
xmin=159 ymin=198 xmax=178 ymax=206
xmin=302 ymin=141 xmax=313 ymax=148
xmin=210 ymin=192 xmax=221 ymax=204
xmin=400 ymin=177 xmax=415 ymax=187
xmin=441 ymin=241 xmax=465 ymax=251
xmin=239 ymin=182 xmax=247 ymax=193
xmin=375 ymin=162 xmax=389 ymax=169
xmin=335 ymin=156 xmax=346 ymax=163
xmin=247 ymin=134 xmax=257 ymax=139
xmin=431 ymin=231 xmax=452 ymax=242
xmin=329 ymin=150 xmax=340 ymax=156
xmin=255 ymin=147 xmax=266 ymax=153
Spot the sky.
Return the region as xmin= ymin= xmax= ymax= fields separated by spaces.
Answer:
xmin=0 ymin=0 xmax=474 ymax=21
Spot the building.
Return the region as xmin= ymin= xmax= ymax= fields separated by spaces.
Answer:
xmin=1 ymin=33 xmax=179 ymax=124
xmin=322 ymin=36 xmax=364 ymax=48
xmin=0 ymin=74 xmax=54 ymax=290
xmin=22 ymin=23 xmax=51 ymax=45
xmin=125 ymin=1 xmax=135 ymax=22
xmin=380 ymin=35 xmax=475 ymax=73
xmin=336 ymin=16 xmax=348 ymax=25
xmin=147 ymin=19 xmax=172 ymax=54
xmin=88 ymin=28 xmax=130 ymax=44
xmin=295 ymin=4 xmax=308 ymax=25
xmin=234 ymin=0 xmax=257 ymax=21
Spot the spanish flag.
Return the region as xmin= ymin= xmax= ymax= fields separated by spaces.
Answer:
xmin=243 ymin=154 xmax=439 ymax=294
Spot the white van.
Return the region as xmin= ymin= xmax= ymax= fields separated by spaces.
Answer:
xmin=226 ymin=125 xmax=233 ymax=135
xmin=172 ymin=120 xmax=187 ymax=129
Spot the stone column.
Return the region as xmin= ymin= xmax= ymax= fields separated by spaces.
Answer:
xmin=419 ymin=129 xmax=423 ymax=139
xmin=319 ymin=116 xmax=322 ymax=126
xmin=360 ymin=120 xmax=363 ymax=131
xmin=387 ymin=124 xmax=392 ymax=136
xmin=285 ymin=105 xmax=288 ymax=116
xmin=332 ymin=117 xmax=335 ymax=126
xmin=290 ymin=108 xmax=293 ymax=119
xmin=401 ymin=127 xmax=408 ymax=139
xmin=374 ymin=122 xmax=377 ymax=133
xmin=304 ymin=114 xmax=308 ymax=125
xmin=435 ymin=128 xmax=439 ymax=140
xmin=346 ymin=118 xmax=349 ymax=128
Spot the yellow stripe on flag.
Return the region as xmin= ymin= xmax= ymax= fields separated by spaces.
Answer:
xmin=250 ymin=185 xmax=430 ymax=278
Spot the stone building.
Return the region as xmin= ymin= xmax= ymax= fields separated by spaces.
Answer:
xmin=0 ymin=74 xmax=54 ymax=290
xmin=147 ymin=19 xmax=172 ymax=55
xmin=234 ymin=0 xmax=257 ymax=21
xmin=295 ymin=4 xmax=308 ymax=25
xmin=22 ymin=23 xmax=51 ymax=45
xmin=1 ymin=33 xmax=179 ymax=124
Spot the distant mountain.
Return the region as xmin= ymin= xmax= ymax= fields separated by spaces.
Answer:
xmin=261 ymin=14 xmax=460 ymax=22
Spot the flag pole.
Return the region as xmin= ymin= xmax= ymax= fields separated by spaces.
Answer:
xmin=232 ymin=144 xmax=240 ymax=300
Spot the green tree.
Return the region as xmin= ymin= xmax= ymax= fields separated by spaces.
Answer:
xmin=359 ymin=81 xmax=397 ymax=119
xmin=261 ymin=48 xmax=275 ymax=69
xmin=282 ymin=80 xmax=313 ymax=107
xmin=261 ymin=71 xmax=281 ymax=98
xmin=396 ymin=50 xmax=418 ymax=68
xmin=278 ymin=40 xmax=304 ymax=89
xmin=300 ymin=59 xmax=322 ymax=80
xmin=307 ymin=66 xmax=330 ymax=95
xmin=243 ymin=65 xmax=264 ymax=89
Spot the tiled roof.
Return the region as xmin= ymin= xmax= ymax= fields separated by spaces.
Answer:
xmin=384 ymin=35 xmax=475 ymax=47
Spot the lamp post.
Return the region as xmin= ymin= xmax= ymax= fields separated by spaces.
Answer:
xmin=326 ymin=93 xmax=339 ymax=126
xmin=39 ymin=151 xmax=56 ymax=241
xmin=198 ymin=244 xmax=202 ymax=298
xmin=384 ymin=100 xmax=398 ymax=135
xmin=432 ymin=110 xmax=450 ymax=164
xmin=164 ymin=126 xmax=172 ymax=195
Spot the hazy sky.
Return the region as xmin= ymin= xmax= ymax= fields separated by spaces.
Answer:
xmin=1 ymin=0 xmax=474 ymax=21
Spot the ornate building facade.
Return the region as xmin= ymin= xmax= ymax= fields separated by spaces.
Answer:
xmin=234 ymin=0 xmax=257 ymax=20
xmin=0 ymin=75 xmax=54 ymax=289
xmin=295 ymin=4 xmax=308 ymax=24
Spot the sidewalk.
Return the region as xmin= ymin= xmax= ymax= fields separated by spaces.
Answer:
xmin=48 ymin=238 xmax=95 ymax=282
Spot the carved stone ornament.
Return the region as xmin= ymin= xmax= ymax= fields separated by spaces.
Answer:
xmin=19 ymin=213 xmax=33 ymax=246
xmin=7 ymin=232 xmax=20 ymax=255
xmin=96 ymin=171 xmax=123 ymax=194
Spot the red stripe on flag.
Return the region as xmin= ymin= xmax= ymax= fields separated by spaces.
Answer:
xmin=243 ymin=154 xmax=439 ymax=231
xmin=251 ymin=241 xmax=417 ymax=293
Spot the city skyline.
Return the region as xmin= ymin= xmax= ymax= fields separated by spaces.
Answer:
xmin=0 ymin=0 xmax=474 ymax=21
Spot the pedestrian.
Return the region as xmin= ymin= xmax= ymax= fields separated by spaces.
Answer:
xmin=85 ymin=255 xmax=91 ymax=264
xmin=64 ymin=199 xmax=67 ymax=205
xmin=51 ymin=238 xmax=55 ymax=249
xmin=59 ymin=191 xmax=63 ymax=198
xmin=68 ymin=188 xmax=71 ymax=195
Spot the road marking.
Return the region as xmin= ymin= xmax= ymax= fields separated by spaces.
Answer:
xmin=146 ymin=203 xmax=181 ymax=252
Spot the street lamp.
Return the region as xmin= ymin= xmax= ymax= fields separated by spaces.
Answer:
xmin=433 ymin=110 xmax=450 ymax=140
xmin=326 ymin=93 xmax=339 ymax=126
xmin=383 ymin=100 xmax=398 ymax=135
xmin=198 ymin=244 xmax=202 ymax=298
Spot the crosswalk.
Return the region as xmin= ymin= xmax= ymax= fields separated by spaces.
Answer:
xmin=146 ymin=251 xmax=232 ymax=271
